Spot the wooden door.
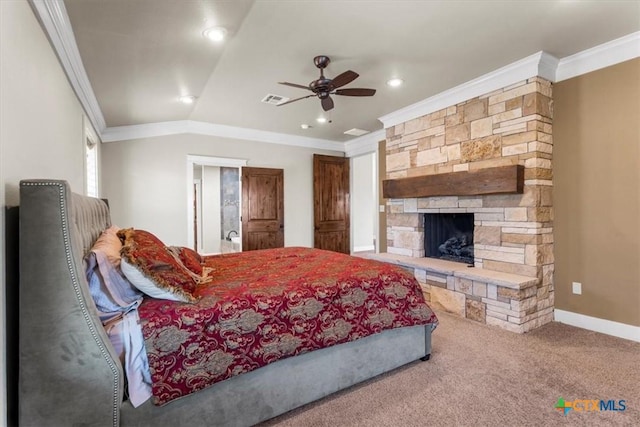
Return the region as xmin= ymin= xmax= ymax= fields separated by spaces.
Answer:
xmin=242 ymin=167 xmax=284 ymax=251
xmin=313 ymin=154 xmax=350 ymax=253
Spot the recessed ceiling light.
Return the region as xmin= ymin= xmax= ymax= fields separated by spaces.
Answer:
xmin=179 ymin=95 xmax=197 ymax=104
xmin=301 ymin=124 xmax=312 ymax=129
xmin=203 ymin=26 xmax=227 ymax=42
xmin=386 ymin=78 xmax=404 ymax=87
xmin=316 ymin=117 xmax=327 ymax=124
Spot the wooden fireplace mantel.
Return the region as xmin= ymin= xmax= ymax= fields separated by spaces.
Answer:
xmin=382 ymin=165 xmax=524 ymax=199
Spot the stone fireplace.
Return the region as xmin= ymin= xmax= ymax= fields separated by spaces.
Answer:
xmin=372 ymin=76 xmax=555 ymax=333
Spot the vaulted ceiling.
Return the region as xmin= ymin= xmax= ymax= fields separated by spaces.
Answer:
xmin=61 ymin=0 xmax=640 ymax=143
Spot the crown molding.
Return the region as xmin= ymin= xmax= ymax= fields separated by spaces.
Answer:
xmin=378 ymin=51 xmax=559 ymax=129
xmin=344 ymin=129 xmax=385 ymax=158
xmin=555 ymin=31 xmax=640 ymax=82
xmin=538 ymin=51 xmax=561 ymax=82
xmin=101 ymin=120 xmax=345 ymax=152
xmin=29 ymin=0 xmax=106 ymax=134
xmin=101 ymin=121 xmax=188 ymax=142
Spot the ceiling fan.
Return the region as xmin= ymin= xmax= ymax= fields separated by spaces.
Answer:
xmin=278 ymin=55 xmax=376 ymax=111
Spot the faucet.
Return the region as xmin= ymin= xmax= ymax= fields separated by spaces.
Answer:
xmin=226 ymin=230 xmax=238 ymax=241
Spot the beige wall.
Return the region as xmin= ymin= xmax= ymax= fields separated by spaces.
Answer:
xmin=554 ymin=58 xmax=640 ymax=327
xmin=100 ymin=134 xmax=342 ymax=248
xmin=1 ymin=1 xmax=94 ymax=424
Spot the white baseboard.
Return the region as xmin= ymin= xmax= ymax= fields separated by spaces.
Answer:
xmin=554 ymin=309 xmax=640 ymax=343
xmin=353 ymin=245 xmax=375 ymax=253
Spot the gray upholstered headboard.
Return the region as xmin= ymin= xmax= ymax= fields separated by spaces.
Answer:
xmin=19 ymin=180 xmax=123 ymax=427
xmin=17 ymin=180 xmax=435 ymax=427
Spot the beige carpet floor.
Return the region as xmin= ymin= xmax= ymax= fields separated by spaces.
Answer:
xmin=262 ymin=310 xmax=639 ymax=426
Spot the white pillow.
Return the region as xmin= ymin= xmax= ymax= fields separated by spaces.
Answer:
xmin=120 ymin=258 xmax=194 ymax=303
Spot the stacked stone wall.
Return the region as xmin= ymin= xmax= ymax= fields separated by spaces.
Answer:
xmin=383 ymin=77 xmax=554 ymax=331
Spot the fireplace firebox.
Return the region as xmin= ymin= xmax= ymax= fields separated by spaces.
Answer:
xmin=424 ymin=213 xmax=474 ymax=265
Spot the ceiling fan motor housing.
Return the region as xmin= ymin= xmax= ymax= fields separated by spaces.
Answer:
xmin=310 ymin=78 xmax=332 ymax=96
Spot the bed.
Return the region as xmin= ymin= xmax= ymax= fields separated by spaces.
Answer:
xmin=18 ymin=179 xmax=438 ymax=427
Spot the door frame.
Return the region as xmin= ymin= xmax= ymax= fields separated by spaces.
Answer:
xmin=193 ymin=178 xmax=202 ymax=252
xmin=186 ymin=155 xmax=247 ymax=251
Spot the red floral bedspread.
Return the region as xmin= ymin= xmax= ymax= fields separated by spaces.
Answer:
xmin=138 ymin=247 xmax=438 ymax=405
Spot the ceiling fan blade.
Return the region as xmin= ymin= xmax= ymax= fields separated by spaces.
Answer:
xmin=278 ymin=82 xmax=312 ymax=91
xmin=321 ymin=96 xmax=334 ymax=111
xmin=330 ymin=70 xmax=359 ymax=89
xmin=277 ymin=94 xmax=315 ymax=106
xmin=335 ymin=88 xmax=376 ymax=97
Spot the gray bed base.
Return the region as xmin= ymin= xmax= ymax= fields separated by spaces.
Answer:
xmin=18 ymin=180 xmax=433 ymax=427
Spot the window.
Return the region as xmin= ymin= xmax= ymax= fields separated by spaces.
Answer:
xmin=85 ymin=133 xmax=99 ymax=197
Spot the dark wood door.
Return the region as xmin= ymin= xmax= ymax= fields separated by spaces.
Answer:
xmin=313 ymin=154 xmax=350 ymax=254
xmin=242 ymin=167 xmax=284 ymax=251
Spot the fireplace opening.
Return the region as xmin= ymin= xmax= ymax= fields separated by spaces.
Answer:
xmin=424 ymin=213 xmax=474 ymax=265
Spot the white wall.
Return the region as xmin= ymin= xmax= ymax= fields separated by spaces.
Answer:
xmin=0 ymin=1 xmax=92 ymax=424
xmin=351 ymin=153 xmax=376 ymax=252
xmin=100 ymin=133 xmax=342 ymax=248
xmin=1 ymin=3 xmax=87 ymax=206
xmin=202 ymin=166 xmax=221 ymax=254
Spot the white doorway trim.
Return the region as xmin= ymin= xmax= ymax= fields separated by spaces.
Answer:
xmin=193 ymin=179 xmax=202 ymax=252
xmin=186 ymin=155 xmax=247 ymax=250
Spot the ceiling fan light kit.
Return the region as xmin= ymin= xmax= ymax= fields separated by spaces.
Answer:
xmin=278 ymin=55 xmax=376 ymax=111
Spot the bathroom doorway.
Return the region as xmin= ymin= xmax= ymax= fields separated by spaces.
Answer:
xmin=187 ymin=155 xmax=247 ymax=254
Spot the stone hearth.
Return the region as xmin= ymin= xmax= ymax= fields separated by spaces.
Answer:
xmin=379 ymin=77 xmax=555 ymax=333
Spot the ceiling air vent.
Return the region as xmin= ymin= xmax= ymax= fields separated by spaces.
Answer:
xmin=343 ymin=128 xmax=370 ymax=136
xmin=261 ymin=94 xmax=289 ymax=105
